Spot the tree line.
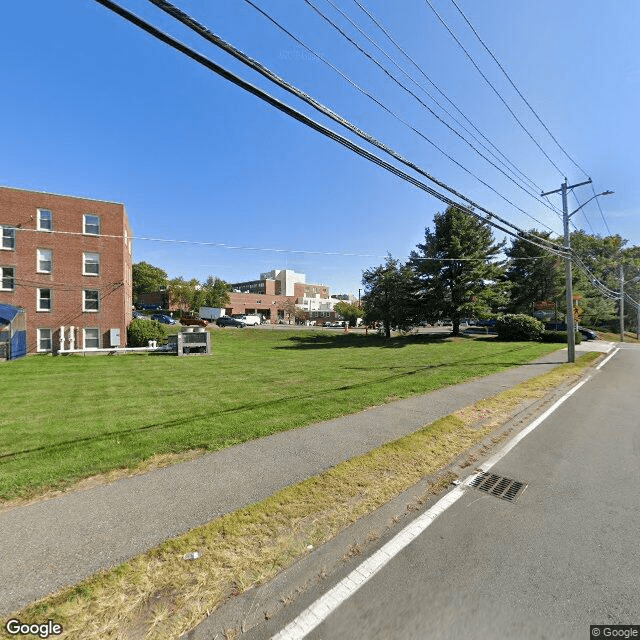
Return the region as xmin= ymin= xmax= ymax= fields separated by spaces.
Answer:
xmin=132 ymin=262 xmax=231 ymax=311
xmin=362 ymin=205 xmax=640 ymax=338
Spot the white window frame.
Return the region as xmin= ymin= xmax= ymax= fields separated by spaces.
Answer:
xmin=37 ymin=209 xmax=53 ymax=231
xmin=37 ymin=328 xmax=52 ymax=352
xmin=83 ymin=214 xmax=101 ymax=236
xmin=83 ymin=252 xmax=100 ymax=276
xmin=37 ymin=288 xmax=52 ymax=312
xmin=83 ymin=289 xmax=100 ymax=312
xmin=0 ymin=266 xmax=15 ymax=291
xmin=37 ymin=248 xmax=52 ymax=274
xmin=1 ymin=225 xmax=16 ymax=250
xmin=83 ymin=327 xmax=100 ymax=350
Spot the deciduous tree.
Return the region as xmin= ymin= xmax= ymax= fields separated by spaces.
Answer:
xmin=362 ymin=255 xmax=415 ymax=338
xmin=504 ymin=230 xmax=563 ymax=314
xmin=132 ymin=262 xmax=167 ymax=302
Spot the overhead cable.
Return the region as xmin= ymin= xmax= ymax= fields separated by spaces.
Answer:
xmin=422 ymin=0 xmax=566 ymax=177
xmin=590 ymin=183 xmax=613 ymax=236
xmin=141 ymin=0 xmax=566 ymax=255
xmin=297 ymin=0 xmax=564 ymax=227
xmin=241 ymin=0 xmax=557 ymax=229
xmin=349 ymin=0 xmax=546 ymax=197
xmin=449 ymin=0 xmax=619 ymax=239
xmin=319 ymin=0 xmax=542 ymax=195
xmin=448 ymin=0 xmax=590 ymax=178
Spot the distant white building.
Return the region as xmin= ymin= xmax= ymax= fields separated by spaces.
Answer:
xmin=260 ymin=269 xmax=306 ymax=296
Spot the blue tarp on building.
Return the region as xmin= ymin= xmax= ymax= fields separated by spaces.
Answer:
xmin=0 ymin=303 xmax=27 ymax=360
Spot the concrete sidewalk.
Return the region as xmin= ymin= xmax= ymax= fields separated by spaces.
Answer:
xmin=0 ymin=341 xmax=612 ymax=614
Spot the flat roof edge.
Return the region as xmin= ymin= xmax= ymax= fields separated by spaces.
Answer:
xmin=0 ymin=185 xmax=125 ymax=207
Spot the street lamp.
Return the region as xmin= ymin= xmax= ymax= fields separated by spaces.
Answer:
xmin=541 ymin=180 xmax=614 ymax=362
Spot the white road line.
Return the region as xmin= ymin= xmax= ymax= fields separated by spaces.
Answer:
xmin=270 ymin=371 xmax=600 ymax=640
xmin=270 ymin=486 xmax=465 ymax=640
xmin=476 ymin=376 xmax=591 ymax=474
xmin=596 ymin=347 xmax=619 ymax=370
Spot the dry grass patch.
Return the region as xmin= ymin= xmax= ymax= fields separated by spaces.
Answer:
xmin=5 ymin=353 xmax=600 ymax=640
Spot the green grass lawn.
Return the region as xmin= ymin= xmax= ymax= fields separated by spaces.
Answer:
xmin=0 ymin=330 xmax=561 ymax=501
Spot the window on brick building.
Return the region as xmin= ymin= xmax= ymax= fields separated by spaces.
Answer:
xmin=37 ymin=328 xmax=52 ymax=352
xmin=0 ymin=266 xmax=15 ymax=291
xmin=37 ymin=288 xmax=52 ymax=311
xmin=37 ymin=248 xmax=52 ymax=273
xmin=83 ymin=252 xmax=100 ymax=276
xmin=1 ymin=226 xmax=16 ymax=250
xmin=83 ymin=289 xmax=99 ymax=312
xmin=84 ymin=328 xmax=100 ymax=349
xmin=37 ymin=209 xmax=52 ymax=231
xmin=83 ymin=214 xmax=101 ymax=235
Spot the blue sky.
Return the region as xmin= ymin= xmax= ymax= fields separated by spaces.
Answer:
xmin=2 ymin=0 xmax=639 ymax=295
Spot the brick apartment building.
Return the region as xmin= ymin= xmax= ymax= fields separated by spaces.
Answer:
xmin=0 ymin=187 xmax=133 ymax=354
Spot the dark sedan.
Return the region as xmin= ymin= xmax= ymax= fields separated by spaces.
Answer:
xmin=579 ymin=327 xmax=598 ymax=340
xmin=151 ymin=314 xmax=177 ymax=325
xmin=216 ymin=316 xmax=246 ymax=328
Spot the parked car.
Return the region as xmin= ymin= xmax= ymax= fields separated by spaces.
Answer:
xmin=180 ymin=313 xmax=208 ymax=327
xmin=151 ymin=314 xmax=177 ymax=325
xmin=216 ymin=316 xmax=246 ymax=328
xmin=579 ymin=327 xmax=598 ymax=340
xmin=132 ymin=310 xmax=146 ymax=319
xmin=323 ymin=321 xmax=334 ymax=327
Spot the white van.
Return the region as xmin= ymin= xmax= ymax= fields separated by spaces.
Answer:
xmin=237 ymin=314 xmax=261 ymax=326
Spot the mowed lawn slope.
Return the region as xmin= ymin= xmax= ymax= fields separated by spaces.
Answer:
xmin=0 ymin=330 xmax=560 ymax=500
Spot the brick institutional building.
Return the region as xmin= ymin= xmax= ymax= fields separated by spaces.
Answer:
xmin=0 ymin=187 xmax=133 ymax=353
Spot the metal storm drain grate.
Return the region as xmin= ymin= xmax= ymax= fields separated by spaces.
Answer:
xmin=468 ymin=472 xmax=527 ymax=503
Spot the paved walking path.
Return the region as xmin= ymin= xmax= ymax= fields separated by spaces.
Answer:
xmin=0 ymin=342 xmax=612 ymax=614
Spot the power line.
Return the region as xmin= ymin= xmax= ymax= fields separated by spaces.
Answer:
xmin=296 ymin=0 xmax=563 ymax=229
xmin=422 ymin=0 xmax=566 ymax=177
xmin=94 ymin=0 xmax=569 ymax=276
xmin=242 ymin=0 xmax=556 ymax=227
xmin=321 ymin=0 xmax=542 ymax=196
xmin=445 ymin=0 xmax=614 ymax=239
xmin=447 ymin=0 xmax=590 ymax=178
xmin=590 ymin=183 xmax=613 ymax=236
xmin=141 ymin=0 xmax=565 ymax=255
xmin=348 ymin=0 xmax=546 ymax=197
xmin=12 ymin=223 xmax=558 ymax=261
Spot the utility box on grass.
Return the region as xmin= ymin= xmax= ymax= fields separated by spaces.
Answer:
xmin=168 ymin=328 xmax=211 ymax=356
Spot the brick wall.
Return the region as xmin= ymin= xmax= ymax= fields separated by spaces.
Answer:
xmin=0 ymin=187 xmax=133 ymax=353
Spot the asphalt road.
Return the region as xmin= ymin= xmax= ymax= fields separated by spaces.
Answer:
xmin=255 ymin=345 xmax=640 ymax=640
xmin=0 ymin=343 xmax=581 ymax=614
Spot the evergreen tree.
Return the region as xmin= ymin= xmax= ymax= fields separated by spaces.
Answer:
xmin=410 ymin=206 xmax=506 ymax=336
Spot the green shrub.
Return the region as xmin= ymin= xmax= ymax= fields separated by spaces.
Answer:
xmin=127 ymin=318 xmax=167 ymax=347
xmin=496 ymin=314 xmax=544 ymax=341
xmin=541 ymin=330 xmax=582 ymax=344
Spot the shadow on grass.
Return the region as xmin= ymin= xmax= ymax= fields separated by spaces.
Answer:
xmin=0 ymin=345 xmax=562 ymax=464
xmin=275 ymin=332 xmax=452 ymax=350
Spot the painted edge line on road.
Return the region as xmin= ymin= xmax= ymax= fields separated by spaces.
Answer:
xmin=596 ymin=347 xmax=619 ymax=370
xmin=270 ymin=486 xmax=465 ymax=640
xmin=270 ymin=366 xmax=603 ymax=640
xmin=476 ymin=375 xmax=591 ymax=474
